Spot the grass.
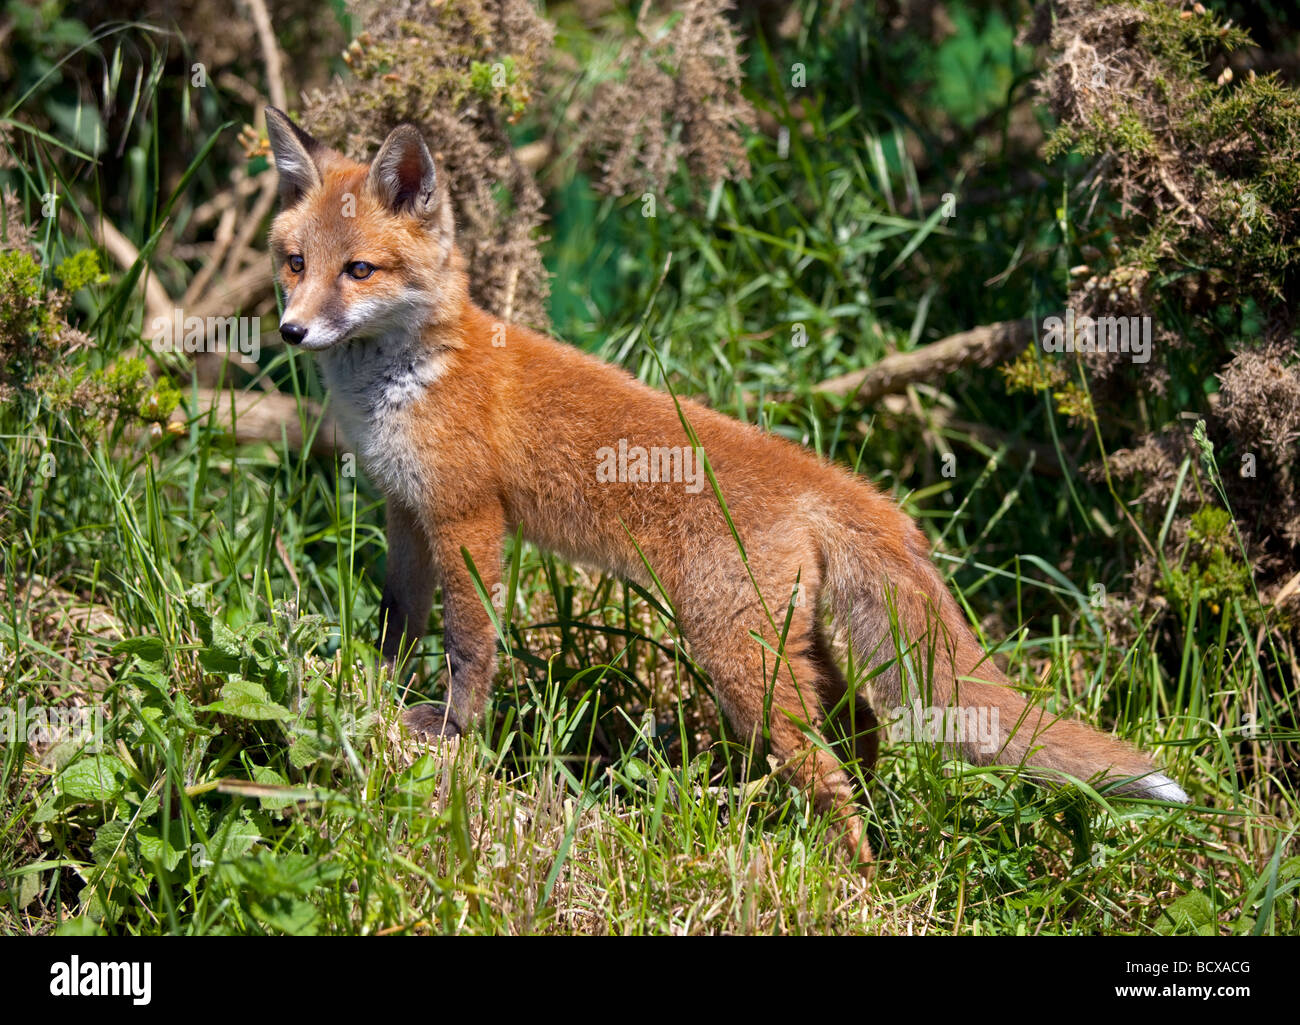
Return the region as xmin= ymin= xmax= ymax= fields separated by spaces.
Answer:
xmin=1 ymin=1 xmax=1297 ymax=936
xmin=2 ymin=304 xmax=1293 ymax=935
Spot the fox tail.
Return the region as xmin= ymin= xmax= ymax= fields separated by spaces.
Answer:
xmin=817 ymin=510 xmax=1188 ymax=803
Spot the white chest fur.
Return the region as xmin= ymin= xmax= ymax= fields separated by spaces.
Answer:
xmin=315 ymin=331 xmax=444 ymax=509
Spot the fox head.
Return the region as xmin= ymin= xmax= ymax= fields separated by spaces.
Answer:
xmin=264 ymin=108 xmax=461 ymax=351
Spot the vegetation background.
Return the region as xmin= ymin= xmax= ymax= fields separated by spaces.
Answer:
xmin=1 ymin=0 xmax=1297 ymax=935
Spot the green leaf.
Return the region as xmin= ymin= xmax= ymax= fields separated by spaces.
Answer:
xmin=5 ymin=864 xmax=46 ymax=909
xmin=91 ymin=819 xmax=136 ymax=866
xmin=251 ymin=765 xmax=297 ymax=810
xmin=395 ymin=754 xmax=443 ymax=801
xmin=55 ymin=917 xmax=106 ymax=937
xmin=111 ymin=635 xmax=166 ymax=663
xmin=58 ymin=753 xmax=128 ymax=801
xmin=287 ymin=730 xmax=323 ymax=769
xmin=31 ymin=799 xmax=60 ymax=824
xmin=198 ymin=619 xmax=245 ymax=675
xmin=250 ymin=895 xmax=319 ymax=935
xmin=137 ymin=824 xmax=186 ymax=871
xmin=172 ymin=691 xmax=205 ymax=732
xmin=201 ymin=679 xmax=292 ymax=722
xmin=1156 ymin=891 xmax=1219 ymax=936
xmin=212 ymin=813 xmax=262 ymax=862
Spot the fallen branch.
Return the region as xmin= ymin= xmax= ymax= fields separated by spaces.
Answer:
xmin=812 ymin=317 xmax=1039 ymax=404
xmin=190 ymin=171 xmax=263 ymax=227
xmin=219 ymin=175 xmax=277 ymax=284
xmin=243 ymin=0 xmax=288 ymax=113
xmin=91 ymin=215 xmax=174 ymax=331
xmin=172 ymin=387 xmax=341 ymax=459
xmin=181 ymin=203 xmax=239 ymax=309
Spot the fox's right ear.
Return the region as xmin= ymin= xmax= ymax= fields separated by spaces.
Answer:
xmin=265 ymin=107 xmax=323 ymax=207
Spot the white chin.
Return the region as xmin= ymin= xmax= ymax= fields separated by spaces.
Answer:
xmin=298 ymin=335 xmax=343 ymax=352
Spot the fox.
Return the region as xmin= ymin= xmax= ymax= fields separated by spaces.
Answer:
xmin=263 ymin=107 xmax=1188 ymax=865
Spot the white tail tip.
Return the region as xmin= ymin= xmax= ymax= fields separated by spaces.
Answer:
xmin=1137 ymin=772 xmax=1189 ymax=804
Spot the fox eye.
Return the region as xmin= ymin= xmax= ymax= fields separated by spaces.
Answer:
xmin=287 ymin=255 xmax=304 ymax=273
xmin=346 ymin=261 xmax=375 ymax=280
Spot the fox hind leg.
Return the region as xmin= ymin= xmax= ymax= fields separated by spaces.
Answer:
xmin=810 ymin=627 xmax=880 ymax=788
xmin=683 ymin=594 xmax=873 ymax=868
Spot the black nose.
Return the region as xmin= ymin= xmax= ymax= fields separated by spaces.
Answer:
xmin=280 ymin=322 xmax=307 ymax=345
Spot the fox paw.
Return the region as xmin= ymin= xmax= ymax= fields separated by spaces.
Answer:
xmin=401 ymin=704 xmax=461 ymax=741
xmin=834 ymin=815 xmax=875 ymax=880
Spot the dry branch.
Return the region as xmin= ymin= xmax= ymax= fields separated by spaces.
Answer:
xmin=92 ymin=215 xmax=174 ymax=329
xmin=172 ymin=387 xmax=340 ymax=459
xmin=813 ymin=317 xmax=1039 ymax=404
xmin=243 ymin=0 xmax=288 ymax=113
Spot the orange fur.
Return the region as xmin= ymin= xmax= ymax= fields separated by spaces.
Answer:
xmin=265 ymin=109 xmax=1188 ymax=867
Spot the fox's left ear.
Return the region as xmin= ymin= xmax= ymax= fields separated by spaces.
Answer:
xmin=367 ymin=124 xmax=441 ymax=220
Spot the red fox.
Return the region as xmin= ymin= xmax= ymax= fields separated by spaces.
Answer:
xmin=264 ymin=108 xmax=1188 ymax=863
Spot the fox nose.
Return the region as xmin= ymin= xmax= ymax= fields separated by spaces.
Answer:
xmin=280 ymin=322 xmax=308 ymax=345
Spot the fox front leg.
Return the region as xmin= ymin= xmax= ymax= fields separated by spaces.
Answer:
xmin=403 ymin=510 xmax=504 ymax=741
xmin=378 ymin=501 xmax=437 ymax=680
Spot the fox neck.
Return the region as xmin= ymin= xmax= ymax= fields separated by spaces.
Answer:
xmin=313 ymin=313 xmax=457 ymax=511
xmin=317 ymin=325 xmax=446 ymax=425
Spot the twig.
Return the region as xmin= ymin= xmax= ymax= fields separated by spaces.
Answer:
xmin=810 ymin=317 xmax=1038 ymax=405
xmin=1156 ymin=164 xmax=1206 ymax=230
xmin=220 ymin=175 xmax=277 ymax=283
xmin=190 ymin=265 xmax=274 ymax=323
xmin=190 ymin=173 xmax=262 ymax=227
xmin=182 ymin=204 xmax=238 ymax=309
xmin=91 ymin=214 xmax=174 ymax=329
xmin=243 ymin=0 xmax=288 ymax=113
xmin=1272 ymin=569 xmax=1300 ymax=609
xmin=171 ymin=386 xmax=339 ymax=458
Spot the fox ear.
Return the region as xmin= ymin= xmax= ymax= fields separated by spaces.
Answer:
xmin=265 ymin=107 xmax=323 ymax=207
xmin=367 ymin=124 xmax=440 ymax=219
